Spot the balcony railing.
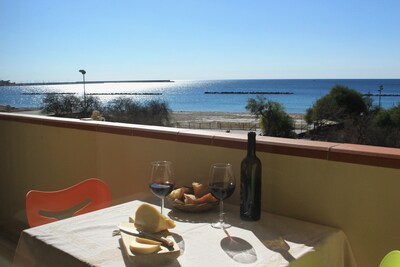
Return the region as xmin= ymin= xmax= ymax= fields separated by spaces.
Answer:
xmin=1 ymin=112 xmax=400 ymax=267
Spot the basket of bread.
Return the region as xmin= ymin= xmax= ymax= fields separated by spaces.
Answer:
xmin=167 ymin=182 xmax=219 ymax=212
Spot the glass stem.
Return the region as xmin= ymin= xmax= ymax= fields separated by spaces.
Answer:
xmin=219 ymin=199 xmax=224 ymax=226
xmin=161 ymin=197 xmax=164 ymax=215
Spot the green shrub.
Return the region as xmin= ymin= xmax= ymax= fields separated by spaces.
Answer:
xmin=305 ymin=85 xmax=368 ymax=124
xmin=42 ymin=94 xmax=101 ymax=118
xmin=81 ymin=95 xmax=103 ymax=116
xmin=373 ymin=105 xmax=400 ymax=129
xmin=103 ymin=97 xmax=171 ymax=126
xmin=370 ymin=105 xmax=400 ymax=147
xmin=246 ymin=96 xmax=295 ymax=138
xmin=42 ymin=94 xmax=81 ymax=116
xmin=42 ymin=94 xmax=171 ymax=126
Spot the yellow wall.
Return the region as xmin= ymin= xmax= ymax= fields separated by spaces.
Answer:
xmin=262 ymin=153 xmax=400 ymax=267
xmin=1 ymin=115 xmax=400 ymax=267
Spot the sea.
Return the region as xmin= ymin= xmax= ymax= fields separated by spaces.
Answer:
xmin=1 ymin=79 xmax=400 ymax=114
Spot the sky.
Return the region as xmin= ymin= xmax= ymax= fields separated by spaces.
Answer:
xmin=1 ymin=0 xmax=399 ymax=82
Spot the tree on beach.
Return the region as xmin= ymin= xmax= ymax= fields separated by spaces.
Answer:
xmin=42 ymin=94 xmax=80 ymax=116
xmin=303 ymin=84 xmax=387 ymax=145
xmin=42 ymin=95 xmax=172 ymax=126
xmin=305 ymin=85 xmax=368 ymax=126
xmin=246 ymin=96 xmax=295 ymax=138
xmin=103 ymin=97 xmax=171 ymax=126
xmin=81 ymin=95 xmax=103 ymax=115
xmin=144 ymin=99 xmax=172 ymax=126
xmin=42 ymin=94 xmax=63 ymax=115
xmin=371 ymin=104 xmax=400 ymax=147
xmin=41 ymin=94 xmax=101 ymax=117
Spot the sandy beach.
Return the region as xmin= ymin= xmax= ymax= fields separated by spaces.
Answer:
xmin=171 ymin=111 xmax=258 ymax=124
xmin=170 ymin=111 xmax=306 ymax=133
xmin=170 ymin=111 xmax=259 ymax=133
xmin=1 ymin=106 xmax=306 ymax=133
xmin=171 ymin=111 xmax=305 ymax=123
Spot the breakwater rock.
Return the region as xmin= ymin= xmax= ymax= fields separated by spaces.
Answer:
xmin=363 ymin=93 xmax=400 ymax=97
xmin=204 ymin=91 xmax=294 ymax=95
xmin=22 ymin=92 xmax=75 ymax=95
xmin=87 ymin=93 xmax=162 ymax=96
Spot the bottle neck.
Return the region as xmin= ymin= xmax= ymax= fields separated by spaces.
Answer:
xmin=247 ymin=134 xmax=256 ymax=156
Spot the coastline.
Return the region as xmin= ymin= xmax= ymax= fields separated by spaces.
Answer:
xmin=0 ymin=105 xmax=39 ymax=113
xmin=170 ymin=111 xmax=306 ymax=133
xmin=171 ymin=111 xmax=305 ymax=122
xmin=1 ymin=106 xmax=306 ymax=133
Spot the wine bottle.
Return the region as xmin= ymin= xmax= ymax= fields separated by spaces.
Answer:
xmin=240 ymin=132 xmax=261 ymax=220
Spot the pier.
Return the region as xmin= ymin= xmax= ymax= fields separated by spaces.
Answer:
xmin=21 ymin=92 xmax=162 ymax=96
xmin=22 ymin=92 xmax=75 ymax=95
xmin=8 ymin=80 xmax=173 ymax=86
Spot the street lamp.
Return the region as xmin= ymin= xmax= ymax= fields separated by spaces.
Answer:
xmin=378 ymin=85 xmax=383 ymax=109
xmin=79 ymin=69 xmax=87 ymax=115
xmin=79 ymin=69 xmax=86 ymax=102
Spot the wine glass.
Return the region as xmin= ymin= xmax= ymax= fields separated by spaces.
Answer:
xmin=149 ymin=161 xmax=175 ymax=215
xmin=208 ymin=163 xmax=236 ymax=229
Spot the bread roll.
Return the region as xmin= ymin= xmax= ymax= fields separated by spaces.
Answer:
xmin=168 ymin=188 xmax=184 ymax=200
xmin=183 ymin=194 xmax=197 ymax=204
xmin=184 ymin=193 xmax=217 ymax=204
xmin=196 ymin=193 xmax=218 ymax=204
xmin=192 ymin=182 xmax=210 ymax=198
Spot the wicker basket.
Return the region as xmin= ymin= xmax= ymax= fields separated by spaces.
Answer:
xmin=168 ymin=200 xmax=219 ymax=212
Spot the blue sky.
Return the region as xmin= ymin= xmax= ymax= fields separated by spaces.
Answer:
xmin=1 ymin=0 xmax=399 ymax=82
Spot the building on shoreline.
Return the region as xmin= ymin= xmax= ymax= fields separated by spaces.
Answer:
xmin=0 ymin=80 xmax=15 ymax=86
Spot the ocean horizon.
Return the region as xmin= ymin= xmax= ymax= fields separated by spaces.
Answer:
xmin=1 ymin=79 xmax=400 ymax=114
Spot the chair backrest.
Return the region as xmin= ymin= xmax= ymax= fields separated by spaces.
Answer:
xmin=26 ymin=178 xmax=112 ymax=227
xmin=379 ymin=250 xmax=400 ymax=267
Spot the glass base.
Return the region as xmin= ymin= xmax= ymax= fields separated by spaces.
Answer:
xmin=211 ymin=222 xmax=231 ymax=229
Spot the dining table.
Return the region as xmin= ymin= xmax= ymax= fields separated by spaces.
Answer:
xmin=13 ymin=197 xmax=357 ymax=267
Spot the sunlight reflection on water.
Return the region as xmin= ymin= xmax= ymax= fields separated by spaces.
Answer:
xmin=2 ymin=79 xmax=399 ymax=113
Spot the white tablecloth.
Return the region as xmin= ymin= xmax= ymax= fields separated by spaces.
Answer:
xmin=13 ymin=199 xmax=357 ymax=267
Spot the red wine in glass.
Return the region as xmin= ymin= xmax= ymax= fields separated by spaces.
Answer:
xmin=208 ymin=163 xmax=236 ymax=229
xmin=209 ymin=182 xmax=235 ymax=200
xmin=149 ymin=161 xmax=175 ymax=215
xmin=149 ymin=182 xmax=175 ymax=198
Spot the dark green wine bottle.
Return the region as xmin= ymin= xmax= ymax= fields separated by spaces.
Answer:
xmin=240 ymin=132 xmax=261 ymax=220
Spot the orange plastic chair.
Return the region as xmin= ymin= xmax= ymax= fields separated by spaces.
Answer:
xmin=26 ymin=178 xmax=112 ymax=227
